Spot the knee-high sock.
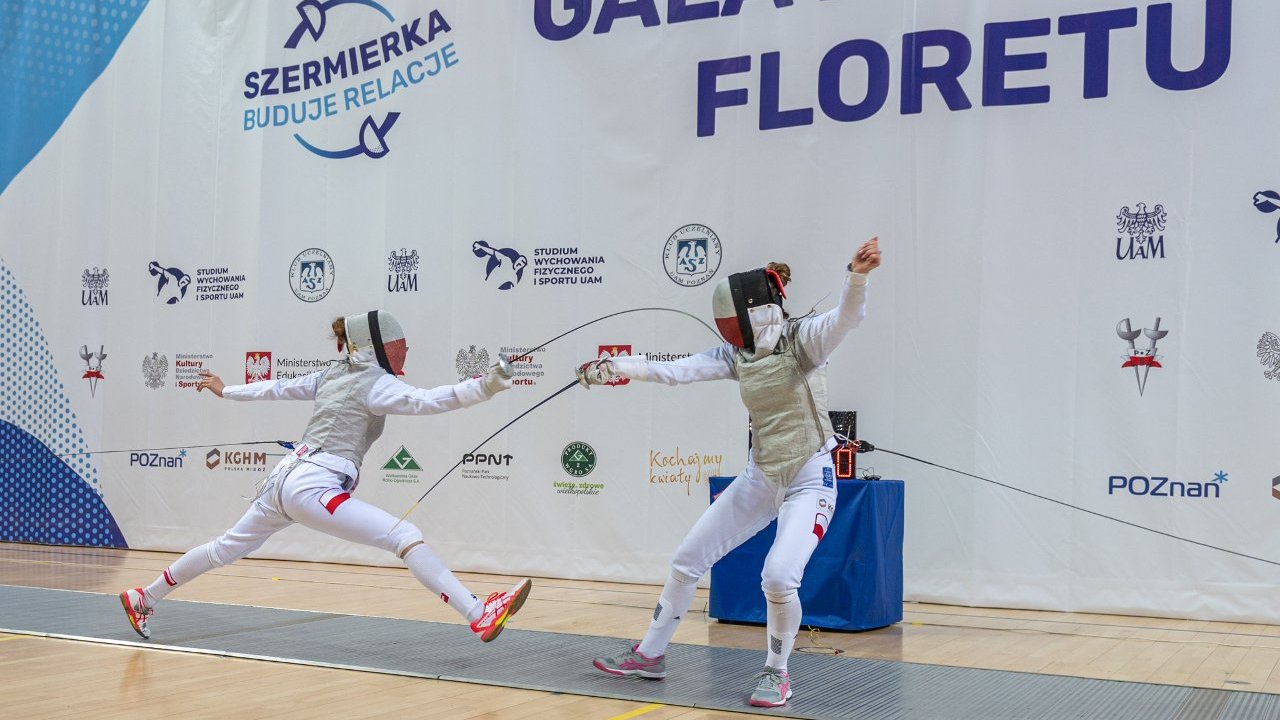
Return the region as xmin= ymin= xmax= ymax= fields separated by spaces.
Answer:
xmin=764 ymin=588 xmax=802 ymax=672
xmin=143 ymin=542 xmax=221 ymax=607
xmin=403 ymin=544 xmax=482 ymax=622
xmin=637 ymin=569 xmax=698 ymax=658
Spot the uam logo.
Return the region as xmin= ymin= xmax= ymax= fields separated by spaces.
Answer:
xmin=455 ymin=345 xmax=490 ymax=381
xmin=387 ymin=248 xmax=419 ymax=292
xmin=242 ymin=0 xmax=456 ymax=160
xmin=79 ymin=345 xmax=106 ymax=397
xmin=142 ymin=352 xmax=168 ymax=390
xmin=597 ymin=344 xmax=631 ymax=386
xmin=1253 ymin=190 xmax=1280 ymax=243
xmin=81 ymin=267 xmax=108 ymax=306
xmin=471 ymin=241 xmax=526 ymax=290
xmin=1116 ymin=317 xmax=1168 ymax=397
xmin=1115 ymin=203 xmax=1166 ymax=260
xmin=246 ymin=351 xmax=272 ymax=383
xmin=148 ymin=261 xmax=191 ymax=304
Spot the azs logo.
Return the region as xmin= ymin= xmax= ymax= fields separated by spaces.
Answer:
xmin=1108 ymin=471 xmax=1226 ymax=499
xmin=131 ymin=449 xmax=187 ymax=468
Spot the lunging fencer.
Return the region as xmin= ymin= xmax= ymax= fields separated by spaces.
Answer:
xmin=580 ymin=238 xmax=881 ymax=708
xmin=118 ymin=311 xmax=533 ymax=643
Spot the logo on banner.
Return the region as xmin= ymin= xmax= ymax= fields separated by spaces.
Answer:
xmin=455 ymin=345 xmax=490 ymax=381
xmin=289 ymin=248 xmax=335 ymax=302
xmin=131 ymin=449 xmax=186 ymax=468
xmin=649 ymin=447 xmax=724 ymax=495
xmin=1273 ymin=475 xmax=1280 ymax=501
xmin=142 ymin=352 xmax=168 ymax=390
xmin=461 ymin=451 xmax=514 ymax=481
xmin=242 ymin=1 xmax=456 ymax=160
xmin=500 ymin=346 xmax=544 ymax=386
xmin=245 ymin=351 xmax=273 ymax=383
xmin=1116 ymin=317 xmax=1168 ymax=396
xmin=1259 ymin=332 xmax=1280 ymax=382
xmin=1253 ymin=190 xmax=1280 ymax=243
xmin=206 ymin=448 xmax=221 ymax=469
xmin=174 ymin=353 xmax=213 ymax=390
xmin=79 ymin=345 xmax=106 ymax=397
xmin=1108 ymin=472 xmax=1225 ymax=499
xmin=471 ymin=241 xmax=527 ymax=290
xmin=1115 ymin=203 xmax=1166 ymax=260
xmin=597 ymin=344 xmax=631 ymax=386
xmin=81 ymin=267 xmax=109 ymax=306
xmin=387 ymin=248 xmax=419 ymax=292
xmin=561 ymin=441 xmax=597 ymax=477
xmin=382 ymin=446 xmax=423 ymax=483
xmin=148 ymin=261 xmax=191 ymax=304
xmin=663 ymin=224 xmax=722 ymax=287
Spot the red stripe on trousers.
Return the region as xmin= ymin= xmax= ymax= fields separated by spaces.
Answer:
xmin=323 ymin=492 xmax=351 ymax=515
xmin=163 ymin=569 xmax=177 ymax=586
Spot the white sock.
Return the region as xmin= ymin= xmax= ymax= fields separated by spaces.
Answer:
xmin=764 ymin=588 xmax=802 ymax=672
xmin=637 ymin=569 xmax=698 ymax=658
xmin=143 ymin=543 xmax=220 ymax=607
xmin=403 ymin=544 xmax=482 ymax=622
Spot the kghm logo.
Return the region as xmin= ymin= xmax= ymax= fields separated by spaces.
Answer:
xmin=387 ymin=248 xmax=419 ymax=292
xmin=1116 ymin=317 xmax=1168 ymax=397
xmin=1115 ymin=203 xmax=1166 ymax=260
xmin=242 ymin=1 xmax=455 ymax=159
xmin=81 ymin=267 xmax=108 ymax=306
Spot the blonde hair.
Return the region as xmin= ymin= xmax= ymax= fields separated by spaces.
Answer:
xmin=331 ymin=317 xmax=348 ymax=352
xmin=766 ymin=261 xmax=791 ymax=287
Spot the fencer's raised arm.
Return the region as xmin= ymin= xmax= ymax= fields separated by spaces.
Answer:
xmin=793 ymin=271 xmax=868 ymax=367
xmin=608 ymin=345 xmax=738 ymax=385
xmin=365 ymin=369 xmax=510 ymax=416
xmin=219 ymin=369 xmax=324 ymax=401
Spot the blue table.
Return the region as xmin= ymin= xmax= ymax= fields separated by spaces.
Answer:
xmin=708 ymin=476 xmax=904 ymax=631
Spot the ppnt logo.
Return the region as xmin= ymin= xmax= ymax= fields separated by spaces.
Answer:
xmin=1115 ymin=203 xmax=1166 ymax=260
xmin=663 ymin=224 xmax=722 ymax=287
xmin=148 ymin=261 xmax=190 ymax=304
xmin=455 ymin=345 xmax=490 ymax=381
xmin=79 ymin=345 xmax=106 ymax=397
xmin=243 ymin=1 xmax=456 ymax=160
xmin=1116 ymin=317 xmax=1168 ymax=397
xmin=1253 ymin=190 xmax=1280 ymax=243
xmin=597 ymin=344 xmax=631 ymax=386
xmin=290 ymin=248 xmax=335 ymax=302
xmin=387 ymin=248 xmax=419 ymax=292
xmin=246 ymin=352 xmax=272 ymax=383
xmin=471 ymin=241 xmax=526 ymax=290
xmin=81 ymin=267 xmax=108 ymax=306
xmin=142 ymin=353 xmax=168 ymax=390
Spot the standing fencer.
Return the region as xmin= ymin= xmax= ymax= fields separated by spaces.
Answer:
xmin=119 ymin=311 xmax=533 ymax=643
xmin=579 ymin=238 xmax=881 ymax=708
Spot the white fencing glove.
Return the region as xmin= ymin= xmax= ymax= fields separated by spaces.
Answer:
xmin=481 ymin=354 xmax=513 ymax=395
xmin=576 ymin=357 xmax=615 ymax=388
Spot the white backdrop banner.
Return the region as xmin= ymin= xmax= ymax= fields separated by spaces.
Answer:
xmin=3 ymin=0 xmax=1279 ymax=623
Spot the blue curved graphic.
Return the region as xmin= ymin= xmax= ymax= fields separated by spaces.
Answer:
xmin=0 ymin=1 xmax=151 ymax=196
xmin=0 ymin=420 xmax=127 ymax=547
xmin=294 ymin=113 xmax=401 ymax=159
xmin=284 ymin=0 xmax=396 ymax=49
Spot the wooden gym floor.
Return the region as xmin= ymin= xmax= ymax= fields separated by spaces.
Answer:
xmin=2 ymin=543 xmax=1279 ymax=718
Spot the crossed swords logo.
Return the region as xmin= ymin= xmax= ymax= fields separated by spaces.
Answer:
xmin=1116 ymin=318 xmax=1167 ymax=397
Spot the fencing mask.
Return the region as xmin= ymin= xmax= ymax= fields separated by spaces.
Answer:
xmin=344 ymin=310 xmax=407 ymax=375
xmin=711 ymin=268 xmax=787 ymax=353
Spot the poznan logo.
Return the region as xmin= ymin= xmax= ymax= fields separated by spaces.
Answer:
xmin=142 ymin=352 xmax=168 ymax=390
xmin=1115 ymin=203 xmax=1166 ymax=260
xmin=290 ymin=248 xmax=335 ymax=302
xmin=81 ymin=267 xmax=109 ymax=306
xmin=243 ymin=1 xmax=456 ymax=160
xmin=561 ymin=441 xmax=597 ymax=477
xmin=246 ymin=351 xmax=273 ymax=383
xmin=79 ymin=345 xmax=106 ymax=397
xmin=663 ymin=224 xmax=722 ymax=287
xmin=1116 ymin=317 xmax=1168 ymax=397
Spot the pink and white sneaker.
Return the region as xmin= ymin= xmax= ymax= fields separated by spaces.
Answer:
xmin=118 ymin=587 xmax=153 ymax=640
xmin=749 ymin=667 xmax=792 ymax=707
xmin=469 ymin=578 xmax=532 ymax=642
xmin=593 ymin=644 xmax=667 ymax=679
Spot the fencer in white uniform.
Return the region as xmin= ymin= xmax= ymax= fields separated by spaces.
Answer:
xmin=119 ymin=311 xmax=532 ymax=644
xmin=582 ymin=239 xmax=881 ymax=708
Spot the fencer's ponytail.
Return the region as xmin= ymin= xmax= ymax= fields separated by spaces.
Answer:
xmin=331 ymin=317 xmax=348 ymax=352
xmin=766 ymin=261 xmax=791 ymax=287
